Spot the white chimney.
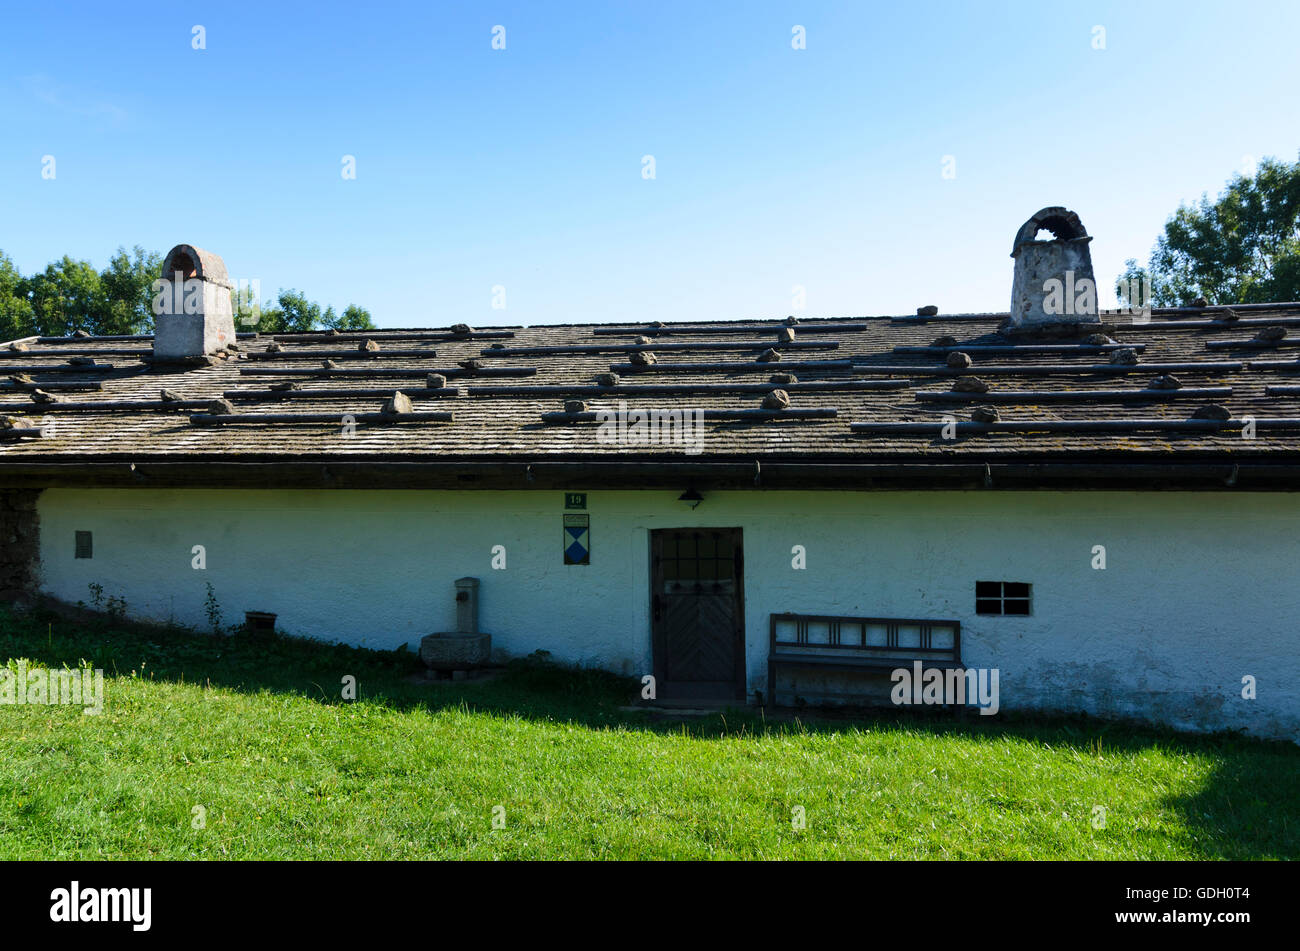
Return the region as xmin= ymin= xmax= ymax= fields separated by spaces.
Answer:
xmin=153 ymin=245 xmax=235 ymax=359
xmin=1005 ymin=208 xmax=1101 ymax=335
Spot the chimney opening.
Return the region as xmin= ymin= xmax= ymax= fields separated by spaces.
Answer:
xmin=170 ymin=251 xmax=198 ymax=280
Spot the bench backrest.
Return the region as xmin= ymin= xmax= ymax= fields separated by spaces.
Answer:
xmin=770 ymin=613 xmax=962 ymax=665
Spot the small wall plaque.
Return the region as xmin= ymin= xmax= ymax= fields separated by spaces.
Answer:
xmin=565 ymin=492 xmax=587 ymax=510
xmin=563 ymin=514 xmax=590 ymax=565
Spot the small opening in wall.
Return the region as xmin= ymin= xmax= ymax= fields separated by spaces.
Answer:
xmin=74 ymin=531 xmax=92 ymax=559
xmin=976 ymin=580 xmax=1031 ymax=615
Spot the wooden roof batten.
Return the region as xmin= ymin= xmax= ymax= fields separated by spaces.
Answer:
xmin=224 ymin=387 xmax=463 ymax=401
xmin=849 ymin=418 xmax=1298 ymax=435
xmin=21 ymin=399 xmax=214 ymax=412
xmin=892 ymin=344 xmax=1146 ymax=356
xmin=217 ymin=380 xmax=908 ymax=401
xmin=1 ymin=364 xmax=117 ymax=374
xmin=1 ymin=380 xmax=104 ymax=392
xmin=611 ymin=358 xmax=856 ymax=374
xmin=480 ymin=340 xmax=840 ymax=356
xmin=242 ymin=348 xmax=444 ymax=361
xmin=592 ymin=322 xmax=866 ymax=336
xmin=189 ymin=410 xmax=455 ymax=427
xmin=914 ymin=386 xmax=1234 ymax=404
xmin=541 ymin=408 xmax=839 ymax=423
xmin=850 ymin=361 xmax=1245 ymax=376
xmin=267 ymin=329 xmax=515 ymax=342
xmin=239 ymin=365 xmax=538 ymax=378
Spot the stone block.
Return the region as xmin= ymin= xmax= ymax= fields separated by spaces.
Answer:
xmin=420 ymin=632 xmax=492 ymax=670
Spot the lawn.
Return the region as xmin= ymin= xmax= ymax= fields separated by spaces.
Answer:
xmin=0 ymin=603 xmax=1295 ymax=860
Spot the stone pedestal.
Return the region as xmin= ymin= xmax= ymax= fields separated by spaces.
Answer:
xmin=420 ymin=631 xmax=491 ymax=670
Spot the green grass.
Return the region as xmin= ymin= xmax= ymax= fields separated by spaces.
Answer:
xmin=0 ymin=603 xmax=1295 ymax=860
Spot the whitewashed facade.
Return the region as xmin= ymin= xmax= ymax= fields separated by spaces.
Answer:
xmin=34 ymin=486 xmax=1300 ymax=739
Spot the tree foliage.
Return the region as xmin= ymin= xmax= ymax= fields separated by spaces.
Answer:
xmin=0 ymin=252 xmax=36 ymax=341
xmin=328 ymin=304 xmax=376 ymax=331
xmin=1119 ymin=154 xmax=1300 ymax=307
xmin=0 ymin=247 xmax=162 ymax=340
xmin=0 ymin=248 xmax=375 ymax=340
xmin=236 ymin=291 xmax=375 ymax=334
xmin=99 ymin=247 xmax=163 ymax=335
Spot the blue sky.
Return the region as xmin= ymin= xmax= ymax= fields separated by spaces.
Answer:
xmin=2 ymin=1 xmax=1297 ymax=327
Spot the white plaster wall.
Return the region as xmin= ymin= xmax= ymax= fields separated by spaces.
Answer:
xmin=35 ymin=488 xmax=1300 ymax=739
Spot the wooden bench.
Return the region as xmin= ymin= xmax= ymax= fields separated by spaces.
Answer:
xmin=767 ymin=613 xmax=963 ymax=705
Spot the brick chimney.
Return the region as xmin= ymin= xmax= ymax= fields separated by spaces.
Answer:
xmin=153 ymin=245 xmax=235 ymax=359
xmin=1005 ymin=208 xmax=1100 ymax=336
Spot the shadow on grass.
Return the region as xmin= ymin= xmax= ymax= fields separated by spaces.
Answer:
xmin=2 ymin=600 xmax=1296 ymax=859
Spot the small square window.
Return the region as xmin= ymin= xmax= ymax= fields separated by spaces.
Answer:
xmin=75 ymin=531 xmax=93 ymax=559
xmin=976 ymin=581 xmax=1031 ymax=615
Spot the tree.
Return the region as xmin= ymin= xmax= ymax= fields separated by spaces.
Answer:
xmin=1120 ymin=154 xmax=1300 ymax=306
xmin=0 ymin=251 xmax=36 ymax=342
xmin=241 ymin=290 xmax=375 ymax=333
xmin=99 ymin=246 xmax=163 ymax=335
xmin=27 ymin=257 xmax=104 ymax=336
xmin=270 ymin=290 xmax=320 ymax=333
xmin=323 ymin=304 xmax=376 ymax=330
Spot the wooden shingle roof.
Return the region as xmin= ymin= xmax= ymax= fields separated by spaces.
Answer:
xmin=6 ymin=303 xmax=1300 ymax=489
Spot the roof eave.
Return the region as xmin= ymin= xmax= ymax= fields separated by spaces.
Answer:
xmin=2 ymin=454 xmax=1299 ymax=491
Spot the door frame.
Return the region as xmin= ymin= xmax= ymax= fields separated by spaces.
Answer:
xmin=649 ymin=527 xmax=746 ymax=702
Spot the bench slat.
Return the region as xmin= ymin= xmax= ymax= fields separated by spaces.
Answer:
xmin=770 ymin=657 xmax=965 ymax=671
xmin=768 ymin=612 xmax=963 ymax=705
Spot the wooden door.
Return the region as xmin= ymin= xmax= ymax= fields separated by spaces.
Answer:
xmin=651 ymin=528 xmax=745 ymax=701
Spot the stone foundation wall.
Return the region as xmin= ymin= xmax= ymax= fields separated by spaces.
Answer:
xmin=0 ymin=489 xmax=41 ymax=601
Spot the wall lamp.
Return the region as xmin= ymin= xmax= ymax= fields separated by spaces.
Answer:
xmin=677 ymin=487 xmax=704 ymax=510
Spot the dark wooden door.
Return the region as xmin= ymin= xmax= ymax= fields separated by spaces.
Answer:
xmin=651 ymin=528 xmax=745 ymax=701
